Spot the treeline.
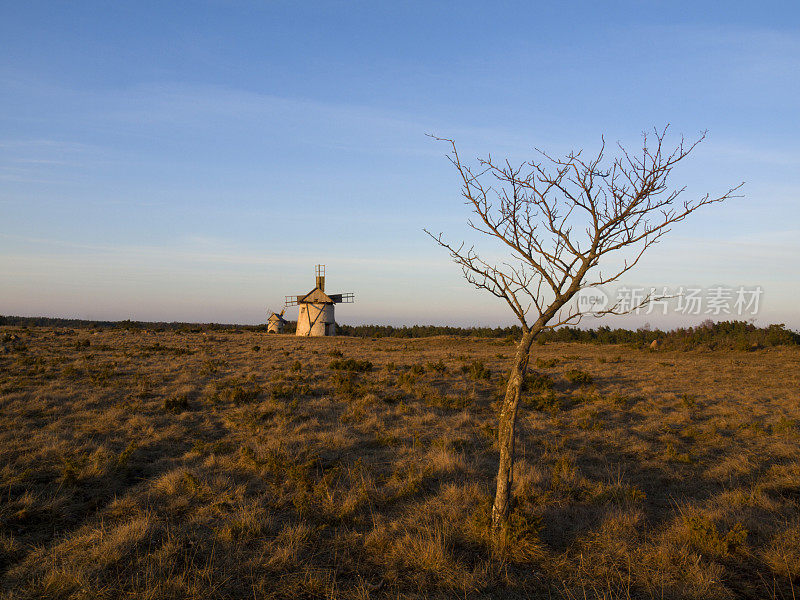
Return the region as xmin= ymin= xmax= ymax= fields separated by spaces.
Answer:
xmin=537 ymin=321 xmax=799 ymax=350
xmin=338 ymin=320 xmax=799 ymax=350
xmin=2 ymin=315 xmax=797 ymax=350
xmin=0 ymin=315 xmax=301 ymax=335
xmin=336 ymin=324 xmax=522 ymax=339
xmin=0 ymin=316 xmax=266 ymax=333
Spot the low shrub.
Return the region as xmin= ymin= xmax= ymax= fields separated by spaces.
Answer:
xmin=330 ymin=372 xmax=359 ymax=399
xmin=409 ymin=363 xmax=426 ymax=375
xmin=329 ymin=358 xmax=373 ymax=372
xmin=396 ymin=372 xmax=417 ymax=387
xmin=565 ymin=369 xmax=593 ymax=385
xmin=524 ymin=389 xmax=561 ymax=411
xmin=427 ymin=359 xmax=447 ymax=374
xmin=684 ymin=514 xmax=748 ymax=556
xmin=211 ymin=380 xmax=262 ymax=404
xmin=523 ymin=371 xmax=554 ymax=391
xmin=535 ymin=357 xmax=560 ymax=368
xmin=461 ymin=360 xmax=490 ymax=380
xmin=271 ymin=381 xmax=312 ymax=400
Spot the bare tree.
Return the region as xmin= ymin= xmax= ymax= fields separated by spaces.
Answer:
xmin=425 ymin=128 xmax=742 ymax=531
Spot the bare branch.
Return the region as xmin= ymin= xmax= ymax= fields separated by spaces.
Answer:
xmin=426 ymin=128 xmax=741 ymax=336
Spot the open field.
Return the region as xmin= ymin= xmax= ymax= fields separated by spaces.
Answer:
xmin=1 ymin=326 xmax=799 ymax=599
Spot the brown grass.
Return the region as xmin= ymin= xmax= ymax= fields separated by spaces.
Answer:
xmin=1 ymin=326 xmax=799 ymax=598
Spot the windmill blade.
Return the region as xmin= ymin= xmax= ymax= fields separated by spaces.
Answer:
xmin=329 ymin=293 xmax=355 ymax=304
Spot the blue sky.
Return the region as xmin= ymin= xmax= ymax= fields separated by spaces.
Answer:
xmin=1 ymin=1 xmax=798 ymax=328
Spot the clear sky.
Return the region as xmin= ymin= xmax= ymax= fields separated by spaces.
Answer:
xmin=1 ymin=1 xmax=798 ymax=329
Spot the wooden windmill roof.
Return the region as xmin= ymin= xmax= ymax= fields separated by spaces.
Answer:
xmin=298 ymin=287 xmax=335 ymax=304
xmin=268 ymin=312 xmax=287 ymax=323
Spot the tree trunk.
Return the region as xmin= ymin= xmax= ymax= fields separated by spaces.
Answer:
xmin=492 ymin=329 xmax=536 ymax=530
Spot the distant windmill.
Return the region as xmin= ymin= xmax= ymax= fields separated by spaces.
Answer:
xmin=285 ymin=265 xmax=354 ymax=336
xmin=266 ymin=309 xmax=287 ymax=334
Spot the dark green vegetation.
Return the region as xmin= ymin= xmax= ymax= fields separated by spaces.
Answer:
xmin=3 ymin=316 xmax=797 ymax=350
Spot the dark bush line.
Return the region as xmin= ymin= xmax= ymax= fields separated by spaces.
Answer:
xmin=2 ymin=315 xmax=796 ymax=350
xmin=338 ymin=320 xmax=799 ymax=350
xmin=0 ymin=315 xmax=297 ymax=334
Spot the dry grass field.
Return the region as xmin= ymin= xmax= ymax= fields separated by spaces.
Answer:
xmin=1 ymin=326 xmax=799 ymax=599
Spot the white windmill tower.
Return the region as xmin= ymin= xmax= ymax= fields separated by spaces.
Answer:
xmin=285 ymin=265 xmax=354 ymax=336
xmin=266 ymin=309 xmax=287 ymax=334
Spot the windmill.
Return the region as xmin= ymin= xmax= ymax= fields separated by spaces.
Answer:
xmin=285 ymin=265 xmax=354 ymax=336
xmin=266 ymin=309 xmax=287 ymax=334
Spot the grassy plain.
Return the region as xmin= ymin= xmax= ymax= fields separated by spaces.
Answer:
xmin=1 ymin=326 xmax=799 ymax=599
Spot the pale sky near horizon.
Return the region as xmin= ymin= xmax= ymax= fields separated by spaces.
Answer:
xmin=1 ymin=1 xmax=799 ymax=329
